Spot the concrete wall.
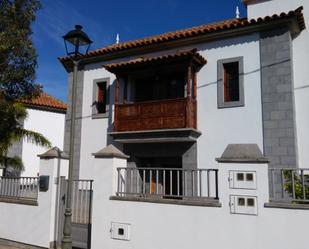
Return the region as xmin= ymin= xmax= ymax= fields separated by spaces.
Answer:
xmin=246 ymin=0 xmax=308 ymax=20
xmin=196 ymin=34 xmax=263 ymax=169
xmin=22 ymin=108 xmax=65 ymax=176
xmin=0 ymin=157 xmax=68 ymax=248
xmin=78 ymin=64 xmax=115 ymax=179
xmin=90 ymin=156 xmax=309 ymax=249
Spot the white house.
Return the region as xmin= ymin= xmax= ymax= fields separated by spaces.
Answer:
xmin=2 ymin=1 xmax=309 ymax=249
xmin=56 ymin=1 xmax=309 ymax=248
xmin=2 ymin=92 xmax=67 ymax=177
xmin=60 ymin=0 xmax=308 ymax=180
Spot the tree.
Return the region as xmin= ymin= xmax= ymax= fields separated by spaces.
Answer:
xmin=0 ymin=0 xmax=51 ymax=175
xmin=0 ymin=99 xmax=51 ymax=173
xmin=0 ymin=0 xmax=42 ymax=100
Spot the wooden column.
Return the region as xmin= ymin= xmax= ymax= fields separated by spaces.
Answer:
xmin=193 ymin=70 xmax=197 ymax=99
xmin=123 ymin=76 xmax=128 ymax=104
xmin=187 ymin=65 xmax=192 ymax=97
xmin=193 ymin=70 xmax=197 ymax=129
xmin=186 ymin=65 xmax=192 ymax=128
xmin=114 ymin=77 xmax=120 ymax=131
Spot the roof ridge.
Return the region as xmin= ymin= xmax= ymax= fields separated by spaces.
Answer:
xmin=59 ymin=6 xmax=304 ymax=64
xmin=20 ymin=91 xmax=67 ymax=111
xmin=97 ymin=17 xmax=243 ymax=51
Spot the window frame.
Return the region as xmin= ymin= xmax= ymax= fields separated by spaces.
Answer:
xmin=92 ymin=78 xmax=110 ymax=119
xmin=217 ymin=57 xmax=244 ymax=108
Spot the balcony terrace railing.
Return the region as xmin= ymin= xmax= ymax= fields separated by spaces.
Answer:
xmin=0 ymin=177 xmax=39 ymax=200
xmin=114 ymin=97 xmax=197 ymax=132
xmin=269 ymin=168 xmax=309 ymax=203
xmin=116 ymin=167 xmax=219 ymax=201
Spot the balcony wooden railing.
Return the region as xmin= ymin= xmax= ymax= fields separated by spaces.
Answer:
xmin=114 ymin=97 xmax=197 ymax=132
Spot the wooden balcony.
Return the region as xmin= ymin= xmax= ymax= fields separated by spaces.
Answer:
xmin=114 ymin=97 xmax=197 ymax=132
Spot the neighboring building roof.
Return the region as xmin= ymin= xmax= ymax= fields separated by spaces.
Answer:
xmin=104 ymin=49 xmax=207 ymax=73
xmin=21 ymin=92 xmax=67 ymax=113
xmin=59 ymin=6 xmax=304 ymax=66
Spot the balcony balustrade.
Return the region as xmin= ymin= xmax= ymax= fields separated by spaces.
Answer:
xmin=114 ymin=97 xmax=197 ymax=132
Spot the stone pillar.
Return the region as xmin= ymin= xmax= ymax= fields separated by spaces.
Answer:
xmin=260 ymin=28 xmax=297 ymax=169
xmin=91 ymin=144 xmax=129 ymax=249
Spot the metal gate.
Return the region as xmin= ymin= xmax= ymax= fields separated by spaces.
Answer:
xmin=57 ymin=178 xmax=93 ymax=249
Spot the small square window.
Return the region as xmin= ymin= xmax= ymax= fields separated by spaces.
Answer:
xmin=246 ymin=173 xmax=254 ymax=181
xmin=247 ymin=198 xmax=255 ymax=207
xmin=237 ymin=173 xmax=244 ymax=181
xmin=238 ymin=198 xmax=245 ymax=206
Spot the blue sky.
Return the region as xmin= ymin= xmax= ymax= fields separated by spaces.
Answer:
xmin=33 ymin=0 xmax=247 ymax=102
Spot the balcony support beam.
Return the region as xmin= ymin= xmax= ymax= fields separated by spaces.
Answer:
xmin=186 ymin=65 xmax=192 ymax=128
xmin=114 ymin=77 xmax=120 ymax=131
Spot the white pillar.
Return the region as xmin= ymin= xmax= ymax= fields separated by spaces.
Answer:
xmin=38 ymin=147 xmax=69 ymax=248
xmin=216 ymin=144 xmax=270 ymax=214
xmin=91 ymin=144 xmax=129 ymax=249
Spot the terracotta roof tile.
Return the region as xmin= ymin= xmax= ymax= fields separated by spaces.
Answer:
xmin=59 ymin=6 xmax=304 ymax=63
xmin=21 ymin=92 xmax=67 ymax=111
xmin=104 ymin=49 xmax=207 ymax=73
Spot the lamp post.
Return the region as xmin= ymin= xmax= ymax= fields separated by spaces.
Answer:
xmin=62 ymin=25 xmax=92 ymax=249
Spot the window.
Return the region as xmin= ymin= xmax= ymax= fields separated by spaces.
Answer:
xmin=133 ymin=72 xmax=185 ymax=102
xmin=96 ymin=82 xmax=106 ymax=113
xmin=92 ymin=78 xmax=109 ymax=118
xmin=217 ymin=57 xmax=244 ymax=108
xmin=223 ymin=62 xmax=239 ymax=102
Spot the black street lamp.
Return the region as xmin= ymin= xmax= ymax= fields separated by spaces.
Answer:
xmin=62 ymin=25 xmax=92 ymax=249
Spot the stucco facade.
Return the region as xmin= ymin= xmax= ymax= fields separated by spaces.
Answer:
xmin=21 ymin=108 xmax=65 ymax=176
xmin=61 ymin=0 xmax=309 ymax=179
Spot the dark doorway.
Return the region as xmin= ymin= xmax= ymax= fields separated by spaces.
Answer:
xmin=136 ymin=157 xmax=182 ymax=197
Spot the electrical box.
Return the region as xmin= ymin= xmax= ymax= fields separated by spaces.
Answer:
xmin=39 ymin=175 xmax=49 ymax=192
xmin=111 ymin=222 xmax=130 ymax=241
xmin=230 ymin=195 xmax=258 ymax=215
xmin=229 ymin=171 xmax=257 ymax=189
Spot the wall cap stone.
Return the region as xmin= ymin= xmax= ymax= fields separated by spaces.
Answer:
xmin=110 ymin=196 xmax=222 ymax=207
xmin=265 ymin=202 xmax=309 ymax=210
xmin=37 ymin=147 xmax=69 ymax=159
xmin=92 ymin=144 xmax=129 ymax=159
xmin=216 ymin=144 xmax=269 ymax=163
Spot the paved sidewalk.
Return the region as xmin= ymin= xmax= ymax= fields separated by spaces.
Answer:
xmin=0 ymin=245 xmax=26 ymax=249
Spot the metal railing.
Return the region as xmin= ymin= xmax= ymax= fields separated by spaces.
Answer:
xmin=71 ymin=179 xmax=93 ymax=224
xmin=269 ymin=168 xmax=309 ymax=203
xmin=0 ymin=176 xmax=39 ymax=200
xmin=116 ymin=167 xmax=219 ymax=200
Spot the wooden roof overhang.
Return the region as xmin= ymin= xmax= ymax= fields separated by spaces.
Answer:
xmin=103 ymin=49 xmax=207 ymax=75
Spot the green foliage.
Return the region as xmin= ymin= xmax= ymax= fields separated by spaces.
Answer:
xmin=284 ymin=170 xmax=309 ymax=201
xmin=0 ymin=99 xmax=51 ymax=171
xmin=0 ymin=0 xmax=42 ymax=100
xmin=0 ymin=0 xmax=51 ymax=173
